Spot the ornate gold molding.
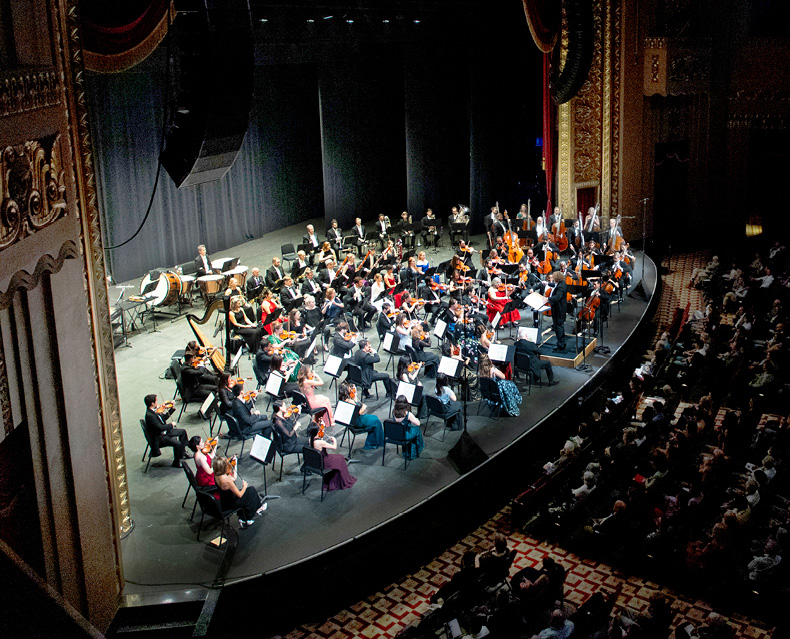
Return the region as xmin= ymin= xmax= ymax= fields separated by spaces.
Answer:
xmin=610 ymin=0 xmax=621 ymax=218
xmin=573 ymin=0 xmax=603 ymax=186
xmin=61 ymin=0 xmax=132 ymax=558
xmin=601 ymin=0 xmax=612 ymax=218
xmin=0 ymin=69 xmax=62 ymax=117
xmin=0 ymin=135 xmax=69 ymax=251
xmin=0 ymin=240 xmax=79 ymax=311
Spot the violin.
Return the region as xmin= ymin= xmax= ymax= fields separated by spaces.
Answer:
xmin=228 ymin=455 xmax=237 ymax=474
xmin=279 ymin=331 xmax=298 ymax=340
xmin=452 ymin=345 xmax=461 ymax=356
xmin=230 ymin=377 xmax=246 ymax=387
xmin=316 ymin=415 xmax=326 ymax=439
xmin=457 ymin=263 xmax=471 ymax=272
xmin=284 ymin=404 xmax=301 ymax=418
xmin=485 ymin=330 xmax=495 ymax=341
xmin=201 ymin=437 xmax=219 ymax=454
xmin=430 ymin=281 xmax=449 ymax=291
xmin=407 ymin=362 xmax=422 ymax=373
xmin=344 ymin=332 xmax=357 ymax=341
xmin=497 ymin=283 xmax=515 ymax=294
xmin=155 ymin=400 xmax=175 ymax=414
xmin=349 ymin=385 xmax=357 ymax=400
xmin=241 ymin=389 xmax=258 ymax=402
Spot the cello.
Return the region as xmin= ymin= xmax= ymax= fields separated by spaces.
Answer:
xmin=550 ymin=206 xmax=569 ymax=252
xmin=578 ymin=289 xmax=600 ymax=322
xmin=537 ymin=244 xmax=555 ymax=275
xmin=503 ymin=211 xmax=524 ymax=264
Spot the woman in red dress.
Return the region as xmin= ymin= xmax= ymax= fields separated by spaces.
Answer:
xmin=486 ymin=276 xmax=521 ymax=327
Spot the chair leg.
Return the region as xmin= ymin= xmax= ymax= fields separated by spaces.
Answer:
xmin=225 ymin=439 xmax=231 ymax=455
xmin=197 ymin=511 xmax=205 ymax=541
xmin=182 ymin=484 xmax=192 ymax=508
xmin=477 ymin=399 xmax=483 ymax=415
xmin=142 ymin=443 xmax=149 ymax=463
xmin=144 ymin=453 xmax=152 ymax=473
xmin=382 ymin=442 xmax=386 ymax=466
xmin=279 ymin=454 xmax=284 ymax=480
xmin=239 ymin=440 xmax=246 ymax=458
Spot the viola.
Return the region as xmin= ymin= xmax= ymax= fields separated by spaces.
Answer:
xmin=349 ymin=385 xmax=357 ymax=400
xmin=452 ymin=345 xmax=461 ymax=356
xmin=316 ymin=415 xmax=326 ymax=439
xmin=202 ymin=437 xmax=218 ymax=455
xmin=241 ymin=389 xmax=258 ymax=402
xmin=228 ymin=455 xmax=237 ymax=474
xmin=407 ymin=362 xmax=422 ymax=373
xmin=155 ymin=400 xmax=175 ymax=414
xmin=344 ymin=332 xmax=357 ymax=341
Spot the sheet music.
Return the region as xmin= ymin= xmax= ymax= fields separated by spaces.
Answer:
xmin=438 ymin=356 xmax=460 ymax=377
xmin=198 ymin=393 xmax=215 ymax=418
xmin=250 ymin=434 xmax=273 ymax=464
xmin=382 ymin=332 xmax=394 ymax=351
xmin=334 ymin=400 xmax=356 ymax=425
xmin=488 ymin=343 xmax=509 ymax=362
xmin=265 ymin=372 xmax=283 ymax=396
xmin=230 ymin=347 xmax=243 ymax=371
xmin=324 ymin=354 xmax=343 ymax=377
xmin=524 ymin=291 xmax=549 ymax=311
xmin=396 ymin=381 xmax=416 ymax=404
xmin=305 ymin=337 xmax=318 ymax=359
xmin=433 ymin=319 xmax=447 ymax=339
xmin=491 ymin=312 xmax=501 ymax=329
xmin=524 ymin=327 xmax=540 ymax=344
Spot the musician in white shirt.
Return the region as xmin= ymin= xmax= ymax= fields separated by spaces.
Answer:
xmin=194 ymin=244 xmax=213 ymax=277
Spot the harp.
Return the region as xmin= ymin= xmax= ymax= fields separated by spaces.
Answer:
xmin=186 ymin=300 xmax=227 ymax=373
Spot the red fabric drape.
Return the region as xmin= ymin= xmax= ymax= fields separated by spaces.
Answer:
xmin=522 ymin=0 xmax=561 ymax=53
xmin=81 ymin=0 xmax=172 ymax=55
xmin=542 ymin=52 xmax=553 ymax=218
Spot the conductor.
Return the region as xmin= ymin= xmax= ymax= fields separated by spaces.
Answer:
xmin=548 ymin=271 xmax=567 ymax=353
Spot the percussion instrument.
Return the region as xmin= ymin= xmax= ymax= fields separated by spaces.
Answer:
xmin=197 ymin=274 xmax=225 ymax=297
xmin=179 ymin=274 xmax=195 ymax=296
xmin=211 ymin=257 xmax=234 ymax=271
xmin=226 ymin=265 xmax=249 ymax=288
xmin=140 ymin=272 xmax=181 ymax=307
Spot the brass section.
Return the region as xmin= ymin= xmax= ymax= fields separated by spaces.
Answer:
xmin=61 ymin=0 xmax=131 ymax=560
xmin=0 ymin=69 xmax=61 ymax=117
xmin=0 ymin=135 xmax=68 ymax=251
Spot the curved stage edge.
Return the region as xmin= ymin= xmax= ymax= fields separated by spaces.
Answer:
xmin=214 ymin=254 xmax=662 ymax=635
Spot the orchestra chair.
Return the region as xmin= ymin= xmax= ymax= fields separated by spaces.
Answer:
xmin=139 ymin=419 xmax=180 ymax=473
xmin=222 ymin=414 xmax=255 ymax=458
xmin=174 ymin=372 xmax=211 ymax=422
xmin=424 ymin=395 xmax=460 ymax=442
xmin=512 ymin=351 xmax=535 ymax=395
xmin=181 ymin=463 xmax=218 ymax=521
xmin=301 ymin=446 xmax=329 ymax=502
xmin=383 ymin=378 xmax=398 ymax=417
xmin=194 ymin=490 xmax=239 ymax=543
xmin=478 ymin=378 xmax=504 ymax=419
xmin=281 ymin=243 xmax=297 ymax=269
xmin=169 ymin=359 xmax=183 ymax=400
xmin=286 ymin=390 xmax=327 ymax=421
xmin=382 ymin=419 xmax=419 ymax=470
xmin=345 ymin=363 xmax=380 ymax=399
xmin=338 ymin=414 xmax=368 ymax=459
xmin=271 ymin=429 xmax=302 ymax=481
xmin=480 ymin=549 xmax=517 ymax=594
xmin=251 ymin=359 xmax=268 ymax=391
xmin=341 ymin=235 xmax=357 ymax=256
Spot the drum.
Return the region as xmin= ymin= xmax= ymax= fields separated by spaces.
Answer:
xmin=211 ymin=257 xmax=233 ymax=271
xmin=140 ymin=272 xmax=180 ymax=306
xmin=226 ymin=265 xmax=248 ymax=288
xmin=179 ymin=274 xmax=195 ymax=296
xmin=197 ymin=274 xmax=225 ymax=296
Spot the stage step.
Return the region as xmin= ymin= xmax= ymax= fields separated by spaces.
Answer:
xmin=107 ymin=592 xmax=208 ymax=638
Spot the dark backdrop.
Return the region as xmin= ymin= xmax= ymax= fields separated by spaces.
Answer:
xmin=87 ymin=5 xmax=542 ymax=282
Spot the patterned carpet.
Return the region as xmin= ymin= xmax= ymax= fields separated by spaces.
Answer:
xmin=273 ymin=252 xmax=776 ymax=639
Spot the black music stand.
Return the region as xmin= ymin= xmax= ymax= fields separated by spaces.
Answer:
xmin=499 ymin=301 xmax=520 ymax=339
xmin=450 ymin=222 xmax=468 ymax=244
xmin=249 ymin=434 xmax=279 ymax=499
xmin=140 ymin=279 xmax=161 ymax=332
xmin=322 ymin=354 xmax=345 ymax=402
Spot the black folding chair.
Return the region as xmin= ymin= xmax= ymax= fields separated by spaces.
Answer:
xmin=194 ymin=491 xmax=238 ymax=543
xmin=223 ymin=414 xmax=256 ymax=457
xmin=301 ymin=446 xmax=329 ymax=501
xmin=181 ymin=463 xmax=218 ymax=521
xmin=424 ymin=395 xmax=460 ymax=441
xmin=478 ymin=378 xmax=504 ymax=419
xmin=382 ymin=419 xmax=419 ymax=470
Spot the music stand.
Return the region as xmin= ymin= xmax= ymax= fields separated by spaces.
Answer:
xmin=488 ymin=343 xmax=515 ymax=365
xmin=221 ymin=257 xmax=240 ymax=273
xmin=438 ymin=356 xmax=462 ymax=379
xmin=249 ymin=434 xmax=278 ymax=498
xmin=229 ymin=347 xmax=243 ymax=376
xmin=334 ymin=400 xmax=361 ymax=456
xmin=263 ymin=307 xmax=283 ymax=329
xmin=282 ymin=295 xmax=303 ymax=313
xmin=501 ymin=300 xmax=520 ymax=339
xmin=140 ymin=279 xmax=161 ymax=332
xmin=396 ymin=381 xmax=423 ymax=408
xmin=264 ymin=373 xmax=285 ymax=410
xmin=323 ymin=354 xmax=344 ymax=401
xmin=433 ymin=319 xmax=448 ymax=341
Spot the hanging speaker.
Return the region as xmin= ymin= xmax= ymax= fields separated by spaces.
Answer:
xmin=160 ymin=0 xmax=254 ymax=188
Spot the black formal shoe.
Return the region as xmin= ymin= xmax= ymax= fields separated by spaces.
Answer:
xmin=547 ymin=380 xmax=559 ymax=386
xmin=172 ymin=460 xmax=183 ymax=468
xmin=363 ymin=390 xmax=372 ymax=399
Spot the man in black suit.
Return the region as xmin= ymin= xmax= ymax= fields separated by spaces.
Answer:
xmin=181 ymin=353 xmax=218 ymax=393
xmin=377 ymin=302 xmax=395 ymax=341
xmin=548 ymin=271 xmax=568 ymax=352
xmin=303 ymin=224 xmax=321 ymax=261
xmin=265 ymin=257 xmax=285 ymax=291
xmin=326 ymin=219 xmax=343 ymax=252
xmin=255 ymin=339 xmax=274 ymax=382
xmin=194 ymin=244 xmax=212 ymax=277
xmin=143 ymin=394 xmax=189 ymax=467
xmin=318 ymin=260 xmax=338 ymax=289
xmin=279 ymin=275 xmax=302 ymax=311
xmin=421 ymin=208 xmax=439 ymax=247
xmin=350 ymin=217 xmax=366 ymax=253
xmin=343 ymin=277 xmax=376 ymax=328
xmin=331 ymin=321 xmax=357 ymax=359
xmin=351 ymin=339 xmax=390 ymax=397
xmin=246 ymin=267 xmax=264 ymax=301
xmin=230 ymin=384 xmax=272 ymax=437
xmin=514 ymin=327 xmax=557 ymax=385
xmin=300 ymin=268 xmax=322 ymax=299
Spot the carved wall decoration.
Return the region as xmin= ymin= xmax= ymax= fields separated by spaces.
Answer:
xmin=0 ymin=240 xmax=79 ymax=311
xmin=0 ymin=135 xmax=68 ymax=251
xmin=609 ymin=0 xmax=621 ymax=217
xmin=572 ymin=0 xmax=604 ymax=186
xmin=0 ymin=70 xmax=61 ymax=117
xmin=644 ymin=38 xmax=710 ymax=97
xmin=64 ymin=0 xmax=132 ymax=548
xmin=729 ymin=90 xmax=790 ymax=130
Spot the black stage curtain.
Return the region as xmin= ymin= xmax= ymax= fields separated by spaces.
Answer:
xmin=87 ymin=50 xmax=322 ymax=282
xmin=318 ymin=41 xmax=406 ymax=232
xmin=404 ymin=35 xmax=470 ymax=228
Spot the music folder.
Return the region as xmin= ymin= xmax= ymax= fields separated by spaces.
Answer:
xmin=438 ymin=356 xmax=461 ymax=378
xmin=265 ymin=372 xmax=284 ymax=397
xmin=382 ymin=331 xmax=395 ymax=352
xmin=396 ymin=381 xmax=422 ymax=405
xmin=524 ymin=291 xmax=549 ymax=311
xmin=323 ymin=354 xmax=343 ymax=377
xmin=433 ymin=319 xmax=447 ymax=340
xmin=250 ymin=434 xmax=275 ymax=465
xmin=488 ymin=343 xmax=515 ymax=364
xmin=334 ymin=400 xmax=359 ymax=427
xmin=198 ymin=393 xmax=216 ymax=419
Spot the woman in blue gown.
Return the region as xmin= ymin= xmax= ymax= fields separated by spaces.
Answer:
xmin=392 ymin=395 xmax=424 ymax=460
xmin=339 ymin=381 xmax=384 ymax=450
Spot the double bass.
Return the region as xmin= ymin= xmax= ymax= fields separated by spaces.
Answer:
xmin=503 ymin=211 xmax=524 ymax=264
xmin=549 ymin=207 xmax=569 ymax=252
xmin=578 ymin=289 xmax=600 ymax=322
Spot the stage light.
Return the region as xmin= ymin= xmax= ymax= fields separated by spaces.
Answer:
xmin=307 ymin=19 xmax=315 ymax=23
xmin=259 ymin=18 xmax=268 ymax=22
xmin=346 ymin=19 xmax=354 ymax=23
xmin=382 ymin=19 xmax=390 ymax=23
xmin=324 ymin=15 xmax=333 ymax=20
xmin=413 ymin=19 xmax=420 ymax=24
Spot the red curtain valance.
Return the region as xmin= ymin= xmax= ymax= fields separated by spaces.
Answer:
xmin=522 ymin=0 xmax=561 ymax=53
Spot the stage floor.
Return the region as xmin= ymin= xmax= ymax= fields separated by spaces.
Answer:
xmin=113 ymin=219 xmax=658 ymax=597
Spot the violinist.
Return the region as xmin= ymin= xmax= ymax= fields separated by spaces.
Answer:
xmin=326 ymin=219 xmax=343 ymax=253
xmin=476 ymin=323 xmax=497 ymax=354
xmin=514 ymin=327 xmax=557 ymax=386
xmin=343 ymin=276 xmax=376 ymax=329
xmin=351 ymin=339 xmax=391 ymax=397
xmin=394 ymin=313 xmax=413 ymax=350
xmin=331 ymin=321 xmax=357 ymax=359
xmin=590 ymin=277 xmax=612 ymax=331
xmin=517 ymin=262 xmax=542 ymax=290
xmin=270 ymin=353 xmax=300 ymax=394
xmin=487 ymin=277 xmax=521 ymax=328
xmin=254 ymin=339 xmax=275 ymax=382
xmin=185 ymin=340 xmax=203 ymax=358
xmin=229 ymin=297 xmax=264 ymax=353
xmin=187 ymin=436 xmax=219 ymax=488
xmin=456 ymin=240 xmax=476 ymax=262
xmin=143 ymin=393 xmax=189 ymax=467
xmin=231 ymin=383 xmax=272 ymax=437
xmin=398 ymin=290 xmax=421 ymax=319
xmin=213 ymin=455 xmax=267 ymax=529
xmin=377 ymin=301 xmax=396 ymax=338
xmin=611 ymin=251 xmax=633 ymax=291
xmin=180 ymin=352 xmax=219 ymax=398
xmin=268 ymin=321 xmax=301 ymax=376
xmin=308 ymin=422 xmax=357 ymax=491
xmin=338 ymin=381 xmax=384 ymax=449
xmin=410 ymin=324 xmax=439 ymax=377
xmin=271 ymin=400 xmax=309 ymax=454
xmin=297 ymin=366 xmax=335 ymax=428
xmin=217 ymin=372 xmax=236 ymax=415
xmin=286 ymin=308 xmax=312 ymax=361
xmin=396 ymin=357 xmax=428 ymax=419
xmin=383 ymin=265 xmax=399 ymax=290
xmin=300 ymin=268 xmax=322 ymax=299
xmin=419 ymin=278 xmax=443 ymax=324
